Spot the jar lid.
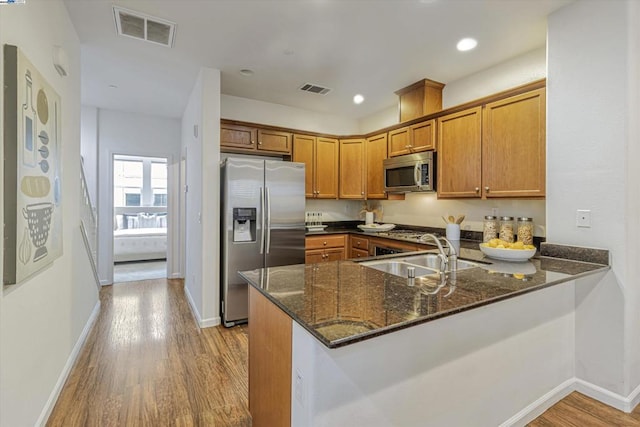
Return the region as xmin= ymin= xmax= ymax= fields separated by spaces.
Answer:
xmin=484 ymin=215 xmax=497 ymax=220
xmin=518 ymin=217 xmax=533 ymax=221
xmin=500 ymin=216 xmax=514 ymax=221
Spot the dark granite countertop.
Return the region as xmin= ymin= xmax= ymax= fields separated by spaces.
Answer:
xmin=240 ymin=244 xmax=609 ymax=349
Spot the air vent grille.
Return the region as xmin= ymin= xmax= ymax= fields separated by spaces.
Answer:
xmin=299 ymin=83 xmax=331 ymax=95
xmin=113 ymin=6 xmax=176 ymax=48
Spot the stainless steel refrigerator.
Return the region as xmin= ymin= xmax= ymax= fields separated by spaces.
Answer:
xmin=220 ymin=157 xmax=306 ymax=327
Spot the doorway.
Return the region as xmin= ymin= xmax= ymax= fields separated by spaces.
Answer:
xmin=112 ymin=155 xmax=168 ymax=282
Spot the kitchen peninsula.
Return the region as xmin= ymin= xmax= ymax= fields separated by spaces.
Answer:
xmin=240 ymin=244 xmax=609 ymax=426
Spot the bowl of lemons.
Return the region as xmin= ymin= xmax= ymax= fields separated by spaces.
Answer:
xmin=479 ymin=239 xmax=537 ymax=262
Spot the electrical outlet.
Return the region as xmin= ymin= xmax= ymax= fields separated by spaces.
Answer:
xmin=295 ymin=369 xmax=304 ymax=406
xmin=491 ymin=207 xmax=499 ymax=217
xmin=576 ymin=209 xmax=591 ymax=228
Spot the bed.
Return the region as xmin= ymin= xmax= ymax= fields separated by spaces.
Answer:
xmin=113 ymin=212 xmax=167 ymax=262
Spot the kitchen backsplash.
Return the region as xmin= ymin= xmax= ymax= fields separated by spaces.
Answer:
xmin=306 ymin=194 xmax=546 ymax=237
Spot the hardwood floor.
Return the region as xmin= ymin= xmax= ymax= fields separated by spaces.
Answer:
xmin=46 ymin=278 xmax=251 ymax=426
xmin=46 ymin=277 xmax=640 ymax=426
xmin=529 ymin=392 xmax=640 ymax=426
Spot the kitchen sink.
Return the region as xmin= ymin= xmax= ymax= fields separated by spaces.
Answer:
xmin=361 ymin=254 xmax=478 ymax=278
xmin=396 ymin=254 xmax=478 ymax=271
xmin=361 ymin=260 xmax=437 ymax=277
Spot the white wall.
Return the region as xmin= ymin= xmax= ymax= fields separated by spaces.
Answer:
xmin=0 ymin=1 xmax=99 ymax=425
xmin=358 ymin=47 xmax=547 ymax=135
xmin=95 ymin=109 xmax=182 ymax=284
xmin=292 ymin=282 xmax=577 ymax=426
xmin=547 ymin=0 xmax=631 ymax=399
xmin=221 ymin=94 xmax=359 ymax=135
xmin=181 ymin=68 xmax=221 ymax=327
xmin=80 ymin=105 xmax=98 ymax=204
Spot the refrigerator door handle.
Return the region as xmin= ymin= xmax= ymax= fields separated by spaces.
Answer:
xmin=266 ymin=187 xmax=272 ymax=254
xmin=259 ymin=187 xmax=265 ymax=254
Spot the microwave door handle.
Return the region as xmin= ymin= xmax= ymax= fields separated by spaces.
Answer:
xmin=414 ymin=163 xmax=421 ymax=187
xmin=259 ymin=187 xmax=265 ymax=254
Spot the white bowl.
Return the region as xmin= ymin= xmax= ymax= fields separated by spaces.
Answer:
xmin=357 ymin=223 xmax=396 ymax=232
xmin=479 ymin=243 xmax=536 ymax=262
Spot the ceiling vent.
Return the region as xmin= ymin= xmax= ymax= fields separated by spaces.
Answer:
xmin=299 ymin=83 xmax=331 ymax=95
xmin=113 ymin=6 xmax=176 ymax=48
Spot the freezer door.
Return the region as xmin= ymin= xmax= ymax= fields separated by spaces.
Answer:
xmin=221 ymin=158 xmax=264 ymax=326
xmin=264 ymin=161 xmax=306 ymax=268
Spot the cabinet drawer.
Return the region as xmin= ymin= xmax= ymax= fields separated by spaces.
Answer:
xmin=306 ymin=234 xmax=347 ymax=250
xmin=351 ymin=236 xmax=369 ymax=250
xmin=350 ymin=248 xmax=370 ymax=259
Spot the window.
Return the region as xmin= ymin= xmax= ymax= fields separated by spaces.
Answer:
xmin=114 ymin=156 xmax=167 ymax=207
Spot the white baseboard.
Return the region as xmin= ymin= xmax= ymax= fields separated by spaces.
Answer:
xmin=169 ymin=272 xmax=183 ymax=279
xmin=100 ymin=279 xmax=110 ymax=286
xmin=183 ymin=285 xmax=220 ymax=328
xmin=37 ymin=300 xmax=101 ymax=427
xmin=500 ymin=379 xmax=575 ymax=427
xmin=574 ymin=378 xmax=639 ymax=412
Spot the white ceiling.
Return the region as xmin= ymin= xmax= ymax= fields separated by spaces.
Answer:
xmin=63 ymin=0 xmax=572 ymax=120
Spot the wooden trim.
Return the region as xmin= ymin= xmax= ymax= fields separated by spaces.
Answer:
xmin=249 ymin=287 xmax=292 ymax=427
xmin=221 ymin=79 xmax=546 ymax=141
xmin=394 ymin=78 xmax=446 ymax=96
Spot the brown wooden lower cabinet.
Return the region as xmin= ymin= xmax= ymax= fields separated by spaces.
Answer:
xmin=249 ymin=286 xmax=292 ymax=427
xmin=305 ymin=234 xmax=347 ymax=263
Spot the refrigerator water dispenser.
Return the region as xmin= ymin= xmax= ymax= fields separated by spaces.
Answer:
xmin=233 ymin=207 xmax=256 ymax=242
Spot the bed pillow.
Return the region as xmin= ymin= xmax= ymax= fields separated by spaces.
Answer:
xmin=156 ymin=213 xmax=167 ymax=228
xmin=123 ymin=213 xmax=138 ymax=229
xmin=138 ymin=213 xmax=157 ymax=228
xmin=115 ymin=214 xmax=124 ymax=230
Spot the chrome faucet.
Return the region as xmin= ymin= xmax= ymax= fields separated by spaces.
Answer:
xmin=418 ymin=233 xmax=458 ymax=274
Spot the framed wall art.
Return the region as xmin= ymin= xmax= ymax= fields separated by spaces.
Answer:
xmin=3 ymin=44 xmax=63 ymax=285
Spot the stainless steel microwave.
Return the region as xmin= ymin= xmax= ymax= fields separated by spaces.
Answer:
xmin=383 ymin=152 xmax=436 ymax=193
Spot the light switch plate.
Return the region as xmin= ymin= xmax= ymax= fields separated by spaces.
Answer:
xmin=576 ymin=209 xmax=591 ymax=228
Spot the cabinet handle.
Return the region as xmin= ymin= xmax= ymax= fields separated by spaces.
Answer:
xmin=250 ymin=140 xmax=255 ymax=145
xmin=356 ymin=242 xmax=361 ymax=247
xmin=361 ymin=191 xmax=364 ymax=195
xmin=258 ymin=141 xmax=263 ymax=145
xmin=405 ymin=145 xmax=410 ymax=148
xmin=323 ymin=241 xmax=327 ymax=246
xmin=475 ymin=187 xmax=480 ymax=193
xmin=485 ymin=186 xmax=490 ymax=193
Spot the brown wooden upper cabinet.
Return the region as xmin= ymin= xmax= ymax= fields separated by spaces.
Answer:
xmin=221 ymin=122 xmax=292 ymax=155
xmin=388 ymin=119 xmax=436 ymax=157
xmin=293 ymin=135 xmax=339 ymax=199
xmin=339 ymin=138 xmax=366 ymax=199
xmin=482 ymin=88 xmax=546 ymax=198
xmin=395 ymin=78 xmax=445 ymax=122
xmin=365 ymin=133 xmax=388 ymax=199
xmin=437 ymin=88 xmax=546 ymax=199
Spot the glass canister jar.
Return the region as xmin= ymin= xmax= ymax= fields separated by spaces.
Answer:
xmin=499 ymin=216 xmax=515 ymax=243
xmin=517 ymin=217 xmax=534 ymax=245
xmin=483 ymin=216 xmax=498 ymax=242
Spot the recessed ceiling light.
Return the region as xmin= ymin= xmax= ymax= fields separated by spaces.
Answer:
xmin=457 ymin=38 xmax=478 ymax=52
xmin=240 ymin=69 xmax=254 ymax=76
xmin=353 ymin=94 xmax=364 ymax=104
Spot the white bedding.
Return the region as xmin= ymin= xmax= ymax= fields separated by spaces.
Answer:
xmin=114 ymin=227 xmax=167 ymax=262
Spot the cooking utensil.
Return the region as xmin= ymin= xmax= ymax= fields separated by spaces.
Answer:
xmin=39 ymin=159 xmax=49 ymax=173
xmin=442 ymin=216 xmax=449 ymax=224
xmin=448 ymin=215 xmax=455 ymax=223
xmin=23 ymin=202 xmax=53 ymax=262
xmin=38 ymin=145 xmax=49 ymax=158
xmin=38 ymin=130 xmax=49 ymax=145
xmin=456 ymin=215 xmax=465 ymax=224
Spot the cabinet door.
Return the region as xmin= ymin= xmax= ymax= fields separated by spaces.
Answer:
xmin=350 ymin=248 xmax=370 ymax=259
xmin=437 ymin=107 xmax=483 ymax=198
xmin=324 ymin=248 xmax=345 ymax=262
xmin=365 ymin=133 xmax=388 ymax=199
xmin=482 ymin=89 xmax=546 ymax=198
xmin=410 ymin=119 xmax=436 ymax=152
xmin=388 ymin=126 xmax=411 ymax=157
xmin=257 ymin=129 xmax=292 ymax=154
xmin=339 ymin=138 xmax=365 ymax=199
xmin=305 ymin=249 xmax=325 ymax=264
xmin=293 ymin=134 xmax=315 ymax=198
xmin=220 ymin=123 xmax=257 ymax=150
xmin=315 ymin=137 xmax=339 ymax=199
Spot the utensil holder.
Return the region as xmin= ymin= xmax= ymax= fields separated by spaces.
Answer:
xmin=446 ymin=223 xmax=460 ymax=241
xmin=365 ymin=211 xmax=374 ymax=225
